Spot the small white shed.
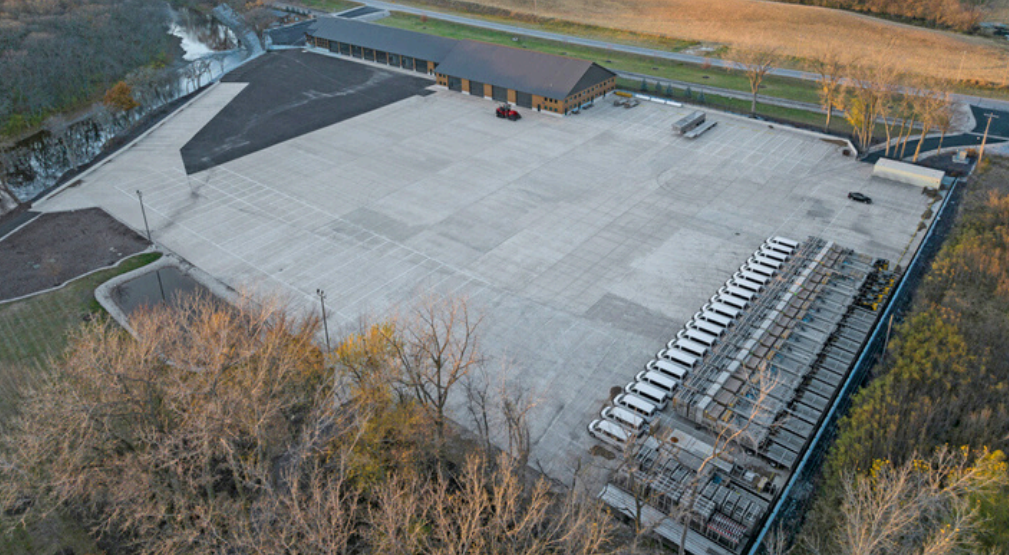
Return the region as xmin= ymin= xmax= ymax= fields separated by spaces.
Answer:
xmin=872 ymin=158 xmax=944 ymax=190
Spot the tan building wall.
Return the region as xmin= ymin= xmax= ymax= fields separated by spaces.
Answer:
xmin=427 ymin=70 xmax=616 ymax=114
xmin=562 ymin=77 xmax=616 ymax=113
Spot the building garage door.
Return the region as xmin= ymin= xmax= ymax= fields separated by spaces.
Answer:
xmin=351 ymin=45 xmax=362 ymax=58
xmin=339 ymin=43 xmax=350 ymax=56
xmin=376 ymin=51 xmax=387 ymax=64
xmin=328 ymin=42 xmax=339 ymax=53
xmin=515 ymin=91 xmax=532 ymax=108
xmin=415 ymin=59 xmax=428 ymax=73
xmin=363 ymin=48 xmax=374 ymax=61
xmin=401 ymin=56 xmax=414 ymax=70
xmin=447 ymin=76 xmax=462 ymax=92
xmin=469 ymin=81 xmax=485 ymax=97
xmin=491 ymin=86 xmax=508 ymax=102
xmin=389 ymin=53 xmax=400 ymax=66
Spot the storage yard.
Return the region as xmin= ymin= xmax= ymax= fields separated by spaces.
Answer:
xmin=595 ymin=235 xmax=898 ymax=553
xmin=38 ymin=49 xmax=936 ymax=552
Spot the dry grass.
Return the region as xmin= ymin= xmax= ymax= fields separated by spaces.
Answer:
xmin=416 ymin=0 xmax=1009 ymax=83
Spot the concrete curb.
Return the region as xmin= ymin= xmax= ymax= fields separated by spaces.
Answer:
xmin=37 ymin=81 xmax=222 ymax=205
xmin=94 ymin=252 xmax=241 ymax=337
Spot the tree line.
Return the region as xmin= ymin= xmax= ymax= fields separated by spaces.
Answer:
xmin=732 ymin=44 xmax=958 ymax=157
xmin=769 ymin=0 xmax=992 ymax=32
xmin=0 ymin=293 xmax=622 ymax=554
xmin=793 ymin=158 xmax=1009 ymax=554
xmin=0 ymin=0 xmax=178 ymax=137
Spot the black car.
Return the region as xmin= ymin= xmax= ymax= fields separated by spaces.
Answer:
xmin=848 ymin=192 xmax=872 ymax=204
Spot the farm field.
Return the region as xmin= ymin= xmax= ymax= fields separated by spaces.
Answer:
xmin=396 ymin=0 xmax=1009 ymax=84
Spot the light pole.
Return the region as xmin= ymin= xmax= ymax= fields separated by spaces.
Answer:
xmin=136 ymin=190 xmax=152 ymax=243
xmin=316 ymin=288 xmax=331 ymax=352
xmin=979 ymin=112 xmax=999 ymax=164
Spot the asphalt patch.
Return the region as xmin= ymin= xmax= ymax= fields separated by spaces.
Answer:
xmin=181 ymin=50 xmax=435 ymax=174
xmin=970 ymin=105 xmax=1009 ymax=138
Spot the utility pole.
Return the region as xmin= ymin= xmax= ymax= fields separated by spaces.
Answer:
xmin=956 ymin=50 xmax=966 ymax=83
xmin=136 ymin=190 xmax=152 ymax=243
xmin=979 ymin=112 xmax=999 ymax=164
xmin=316 ymin=288 xmax=331 ymax=352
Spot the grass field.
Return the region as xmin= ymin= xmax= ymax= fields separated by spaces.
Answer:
xmin=0 ymin=251 xmax=161 ymax=555
xmin=382 ymin=14 xmax=823 ymax=104
xmin=393 ymin=0 xmax=1009 ymax=85
xmin=0 ymin=251 xmax=161 ymax=399
xmin=612 ymin=77 xmax=884 ymax=140
xmin=300 ymin=0 xmax=361 ymax=12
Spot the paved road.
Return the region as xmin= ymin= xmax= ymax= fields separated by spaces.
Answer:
xmin=357 ymin=0 xmax=1009 ymax=112
xmin=862 ymin=105 xmax=1009 ymax=163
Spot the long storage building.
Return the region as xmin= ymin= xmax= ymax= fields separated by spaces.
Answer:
xmin=306 ymin=17 xmax=616 ymax=114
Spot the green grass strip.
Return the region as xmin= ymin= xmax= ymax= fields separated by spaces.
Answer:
xmin=380 ymin=13 xmax=824 ymax=105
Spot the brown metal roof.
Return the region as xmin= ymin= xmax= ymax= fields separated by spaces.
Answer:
xmin=309 ymin=17 xmax=460 ymax=63
xmin=434 ymin=40 xmax=616 ymax=99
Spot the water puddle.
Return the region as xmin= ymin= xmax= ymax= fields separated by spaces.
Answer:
xmin=112 ymin=266 xmax=209 ymax=317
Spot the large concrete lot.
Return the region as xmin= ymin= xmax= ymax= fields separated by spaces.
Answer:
xmin=41 ymin=54 xmax=933 ymax=481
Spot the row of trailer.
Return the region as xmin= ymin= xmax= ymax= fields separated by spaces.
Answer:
xmin=591 ymin=237 xmax=801 ymax=554
xmin=587 ymin=236 xmax=801 ymax=452
xmin=597 ymin=235 xmax=901 ymax=554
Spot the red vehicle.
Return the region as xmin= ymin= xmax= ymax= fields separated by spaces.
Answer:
xmin=495 ymin=104 xmax=521 ymax=121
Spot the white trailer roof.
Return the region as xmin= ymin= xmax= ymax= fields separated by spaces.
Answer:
xmin=872 ymin=158 xmax=944 ymax=189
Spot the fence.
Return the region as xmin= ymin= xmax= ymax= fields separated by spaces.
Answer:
xmin=746 ymin=175 xmax=966 ymax=553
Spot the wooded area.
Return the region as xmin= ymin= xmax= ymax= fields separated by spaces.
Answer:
xmin=771 ymin=0 xmax=992 ymax=31
xmin=0 ymin=293 xmax=620 ymax=554
xmin=0 ymin=0 xmax=174 ymax=136
xmin=796 ymin=158 xmax=1009 ymax=553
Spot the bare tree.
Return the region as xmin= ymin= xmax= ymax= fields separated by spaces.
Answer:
xmin=387 ymin=296 xmax=484 ymax=441
xmin=835 ymin=446 xmax=1008 ymax=555
xmin=874 ymin=64 xmax=903 ymax=158
xmin=672 ymin=365 xmax=782 ymax=555
xmin=0 ymin=293 xmax=330 ymax=553
xmin=0 ymin=292 xmax=619 ymax=554
xmin=733 ymin=47 xmax=779 ymax=117
xmin=464 ymin=367 xmax=496 ymax=452
xmin=501 ymin=385 xmax=536 ymax=468
xmin=807 ymin=47 xmax=847 ymax=132
xmin=934 ymin=97 xmax=955 ymax=157
xmin=844 ymin=62 xmax=889 ymax=153
xmin=913 ymin=86 xmax=953 ymax=162
xmin=427 ymin=450 xmax=615 ymax=555
xmin=0 ymin=179 xmax=19 ymax=216
xmin=609 ymin=434 xmax=662 ymax=547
